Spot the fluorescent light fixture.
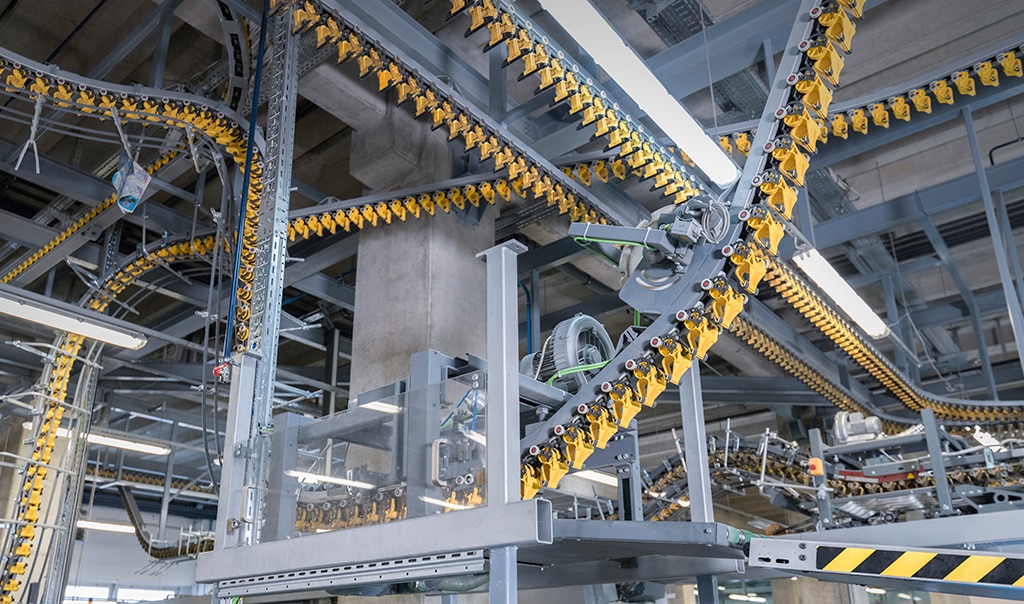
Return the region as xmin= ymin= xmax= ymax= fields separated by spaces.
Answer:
xmin=87 ymin=433 xmax=170 ymax=456
xmin=728 ymin=595 xmax=749 ymax=601
xmin=749 ymin=598 xmax=766 ymax=603
xmin=359 ymin=400 xmax=403 ymax=414
xmin=792 ymin=248 xmax=890 ymax=338
xmin=535 ymin=0 xmax=738 ymax=187
xmin=461 ymin=428 xmax=487 ymax=446
xmin=573 ymin=469 xmax=619 ymax=487
xmin=21 ymin=424 xmax=170 ymax=455
xmin=0 ymin=288 xmax=146 ymax=349
xmin=419 ymin=495 xmax=472 ymax=511
xmin=285 ymin=470 xmax=375 ymax=490
xmin=866 ymin=587 xmax=887 ymax=595
xmin=76 ymin=519 xmax=135 ymax=534
xmin=897 ymin=594 xmax=912 ymax=601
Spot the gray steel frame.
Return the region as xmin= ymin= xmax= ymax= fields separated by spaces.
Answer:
xmin=749 ymin=537 xmax=1024 ymax=600
xmin=964 ymin=107 xmax=1024 ymax=379
xmin=218 ymin=5 xmax=302 ymax=549
xmin=803 ymin=407 xmax=1014 ymax=527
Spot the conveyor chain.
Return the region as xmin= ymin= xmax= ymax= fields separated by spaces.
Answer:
xmin=643 ymin=442 xmax=1024 ymax=525
xmin=0 ymin=48 xmax=265 ymax=356
xmin=0 ymin=236 xmax=216 ymax=601
xmin=514 ymin=0 xmax=870 ymax=500
xmin=728 ymin=314 xmax=904 ymax=431
xmin=87 ymin=466 xmax=217 ymax=496
xmin=116 ymin=486 xmax=214 ymax=560
xmin=717 ymin=41 xmax=1024 ymax=155
xmin=765 ymin=258 xmax=1024 ymax=425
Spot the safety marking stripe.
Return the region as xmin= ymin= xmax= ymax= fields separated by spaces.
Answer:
xmin=945 ymin=556 xmax=1005 ymax=583
xmin=817 ymin=546 xmax=1024 ymax=587
xmin=881 ymin=551 xmax=937 ymax=577
xmin=821 ymin=547 xmax=874 ymax=572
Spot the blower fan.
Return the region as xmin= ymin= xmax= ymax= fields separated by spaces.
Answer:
xmin=520 ymin=314 xmax=615 ymax=393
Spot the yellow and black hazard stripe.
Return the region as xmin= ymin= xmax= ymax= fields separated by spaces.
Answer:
xmin=817 ymin=545 xmax=1024 ymax=587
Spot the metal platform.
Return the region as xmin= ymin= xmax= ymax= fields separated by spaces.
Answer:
xmin=516 ymin=519 xmax=745 ymax=589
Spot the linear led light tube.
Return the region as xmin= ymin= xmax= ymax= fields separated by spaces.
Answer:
xmin=285 ymin=470 xmax=375 ymax=490
xmin=791 ymin=248 xmax=891 ymax=339
xmin=573 ymin=469 xmax=619 ymax=487
xmin=88 ymin=433 xmax=170 ymax=456
xmin=535 ymin=0 xmax=739 ymax=187
xmin=76 ymin=519 xmax=136 ymax=534
xmin=0 ymin=287 xmax=146 ymax=349
xmin=21 ymin=423 xmax=171 ymax=455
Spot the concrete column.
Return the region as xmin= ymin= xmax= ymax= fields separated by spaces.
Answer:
xmin=347 ymin=104 xmax=494 ymax=397
xmin=348 ymin=210 xmax=495 ymax=396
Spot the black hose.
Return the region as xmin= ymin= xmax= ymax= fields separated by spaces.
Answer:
xmin=989 ymin=137 xmax=1024 ymax=166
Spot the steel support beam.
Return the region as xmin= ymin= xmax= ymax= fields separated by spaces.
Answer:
xmin=696 ymin=574 xmax=720 ymax=604
xmin=679 ymin=361 xmax=713 ymax=523
xmin=288 ymin=273 xmax=354 ymax=310
xmin=909 ymin=288 xmax=1007 ymax=330
xmin=918 ymin=213 xmax=998 ymax=399
xmin=479 ymin=240 xmax=527 ymax=507
xmin=489 ymin=545 xmax=518 ymax=604
xmin=921 ymin=407 xmax=954 ymax=515
xmin=814 ymin=154 xmax=1024 ymax=249
xmin=227 ymin=7 xmax=300 ymax=546
xmin=150 ymin=4 xmax=174 ymax=88
xmin=647 ymin=0 xmax=886 ymax=101
xmin=964 ymin=107 xmax=1024 ymax=379
xmin=89 ymin=0 xmax=186 ymax=81
xmin=517 ymin=239 xmax=585 ymax=275
xmin=995 ymin=189 xmax=1024 ymax=309
xmin=848 ymin=256 xmax=942 ymax=288
xmin=0 ymin=142 xmax=201 ymax=284
xmin=808 ymin=428 xmax=834 ymax=528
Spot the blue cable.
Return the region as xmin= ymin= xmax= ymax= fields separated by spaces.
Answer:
xmin=439 ymin=388 xmax=474 ymax=427
xmin=470 ymin=389 xmax=478 ymax=431
xmin=222 ymin=0 xmax=269 ymax=358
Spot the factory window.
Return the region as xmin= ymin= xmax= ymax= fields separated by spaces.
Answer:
xmin=63 ymin=584 xmax=112 ymax=601
xmin=115 ymin=587 xmax=176 ymax=602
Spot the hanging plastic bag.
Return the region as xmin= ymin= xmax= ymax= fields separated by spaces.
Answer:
xmin=112 ymin=159 xmax=151 ymax=214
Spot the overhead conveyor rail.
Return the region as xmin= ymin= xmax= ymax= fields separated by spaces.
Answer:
xmin=715 ymin=37 xmax=1024 ymax=159
xmin=116 ymin=486 xmax=214 ymax=560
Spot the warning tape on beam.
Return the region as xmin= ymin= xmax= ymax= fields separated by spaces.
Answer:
xmin=817 ymin=545 xmax=1024 ymax=587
